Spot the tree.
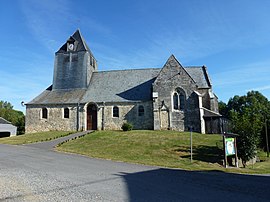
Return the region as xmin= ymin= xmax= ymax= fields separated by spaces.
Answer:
xmin=0 ymin=100 xmax=25 ymax=134
xmin=226 ymin=91 xmax=270 ymax=167
xmin=218 ymin=101 xmax=229 ymax=118
xmin=0 ymin=100 xmax=13 ymax=109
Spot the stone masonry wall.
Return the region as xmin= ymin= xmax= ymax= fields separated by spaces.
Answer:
xmin=152 ymin=56 xmax=201 ymax=132
xmin=97 ymin=102 xmax=153 ymax=130
xmin=25 ymin=104 xmax=78 ymax=133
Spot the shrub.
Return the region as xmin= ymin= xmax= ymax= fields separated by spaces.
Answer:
xmin=121 ymin=122 xmax=133 ymax=131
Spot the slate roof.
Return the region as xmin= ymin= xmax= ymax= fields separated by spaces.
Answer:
xmin=80 ymin=68 xmax=161 ymax=103
xmin=27 ymin=86 xmax=86 ymax=105
xmin=27 ymin=65 xmax=212 ymax=105
xmin=203 ymin=108 xmax=222 ymax=117
xmin=185 ymin=66 xmax=211 ymax=88
xmin=56 ymin=30 xmax=95 ymax=58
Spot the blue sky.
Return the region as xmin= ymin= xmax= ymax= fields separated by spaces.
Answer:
xmin=1 ymin=0 xmax=270 ymax=112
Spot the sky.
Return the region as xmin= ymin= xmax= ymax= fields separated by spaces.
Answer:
xmin=1 ymin=0 xmax=270 ymax=112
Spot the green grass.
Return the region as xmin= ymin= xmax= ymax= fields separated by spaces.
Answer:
xmin=0 ymin=131 xmax=73 ymax=145
xmin=245 ymin=150 xmax=270 ymax=173
xmin=57 ymin=130 xmax=270 ymax=174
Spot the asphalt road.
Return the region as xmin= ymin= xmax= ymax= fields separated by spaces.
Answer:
xmin=0 ymin=143 xmax=270 ymax=201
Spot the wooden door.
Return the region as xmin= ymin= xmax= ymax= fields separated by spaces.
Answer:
xmin=87 ymin=104 xmax=97 ymax=130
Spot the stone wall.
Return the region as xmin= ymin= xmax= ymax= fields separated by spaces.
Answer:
xmin=25 ymin=104 xmax=78 ymax=133
xmin=197 ymin=89 xmax=210 ymax=109
xmin=26 ymin=101 xmax=154 ymax=133
xmin=96 ymin=101 xmax=154 ymax=130
xmin=197 ymin=89 xmax=219 ymax=113
xmin=152 ymin=55 xmax=201 ymax=132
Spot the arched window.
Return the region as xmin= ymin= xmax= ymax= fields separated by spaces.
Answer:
xmin=42 ymin=108 xmax=48 ymax=119
xmin=64 ymin=108 xmax=69 ymax=118
xmin=173 ymin=93 xmax=178 ymax=110
xmin=173 ymin=88 xmax=186 ymax=110
xmin=113 ymin=106 xmax=119 ymax=117
xmin=138 ymin=105 xmax=144 ymax=116
xmin=179 ymin=93 xmax=185 ymax=110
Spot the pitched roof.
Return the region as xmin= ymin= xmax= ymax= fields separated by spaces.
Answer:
xmin=203 ymin=108 xmax=221 ymax=117
xmin=154 ymin=55 xmax=197 ymax=86
xmin=80 ymin=68 xmax=161 ymax=103
xmin=27 ymin=86 xmax=86 ymax=105
xmin=0 ymin=117 xmax=11 ymax=124
xmin=56 ymin=29 xmax=95 ymax=57
xmin=185 ymin=66 xmax=211 ymax=88
xmin=27 ymin=65 xmax=212 ymax=105
xmin=72 ymin=29 xmax=91 ymax=52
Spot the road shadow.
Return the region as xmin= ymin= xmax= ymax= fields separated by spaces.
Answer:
xmin=118 ymin=168 xmax=270 ymax=202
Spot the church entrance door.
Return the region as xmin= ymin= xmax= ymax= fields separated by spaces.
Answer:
xmin=87 ymin=104 xmax=97 ymax=130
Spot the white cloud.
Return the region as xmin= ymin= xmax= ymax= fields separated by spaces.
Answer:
xmin=19 ymin=0 xmax=74 ymax=52
xmin=212 ymin=61 xmax=270 ymax=87
xmin=247 ymin=85 xmax=270 ymax=92
xmin=211 ymin=60 xmax=270 ymax=102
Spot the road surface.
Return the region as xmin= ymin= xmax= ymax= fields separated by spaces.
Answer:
xmin=0 ymin=142 xmax=269 ymax=201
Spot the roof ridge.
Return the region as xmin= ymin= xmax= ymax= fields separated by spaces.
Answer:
xmin=56 ymin=29 xmax=95 ymax=56
xmin=73 ymin=30 xmax=89 ymax=51
xmin=184 ymin=66 xmax=203 ymax=68
xmin=95 ymin=67 xmax=161 ymax=73
xmin=202 ymin=65 xmax=212 ymax=87
xmin=0 ymin=117 xmax=11 ymax=124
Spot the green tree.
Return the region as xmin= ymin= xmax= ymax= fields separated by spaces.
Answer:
xmin=0 ymin=100 xmax=13 ymax=109
xmin=218 ymin=101 xmax=229 ymax=118
xmin=227 ymin=91 xmax=270 ymax=167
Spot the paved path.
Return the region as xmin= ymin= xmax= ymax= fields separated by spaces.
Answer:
xmin=0 ymin=136 xmax=270 ymax=201
xmin=24 ymin=130 xmax=92 ymax=150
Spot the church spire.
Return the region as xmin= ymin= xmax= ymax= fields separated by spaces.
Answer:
xmin=57 ymin=29 xmax=93 ymax=53
xmin=52 ymin=30 xmax=97 ymax=90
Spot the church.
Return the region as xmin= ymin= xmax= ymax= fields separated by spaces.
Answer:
xmin=25 ymin=30 xmax=221 ymax=134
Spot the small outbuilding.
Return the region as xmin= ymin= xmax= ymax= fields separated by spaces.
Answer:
xmin=0 ymin=117 xmax=17 ymax=137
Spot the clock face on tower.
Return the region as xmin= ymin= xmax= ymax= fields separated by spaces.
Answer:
xmin=68 ymin=43 xmax=74 ymax=51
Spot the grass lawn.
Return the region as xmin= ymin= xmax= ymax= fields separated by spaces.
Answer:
xmin=57 ymin=130 xmax=270 ymax=174
xmin=0 ymin=131 xmax=73 ymax=145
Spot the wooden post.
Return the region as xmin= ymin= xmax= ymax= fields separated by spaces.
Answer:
xmin=265 ymin=119 xmax=269 ymax=158
xmin=223 ymin=136 xmax=227 ymax=168
xmin=234 ymin=137 xmax=239 ymax=168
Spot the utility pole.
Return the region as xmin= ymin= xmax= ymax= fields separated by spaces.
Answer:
xmin=265 ymin=119 xmax=269 ymax=158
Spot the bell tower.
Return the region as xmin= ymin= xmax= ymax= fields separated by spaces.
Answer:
xmin=52 ymin=29 xmax=97 ymax=90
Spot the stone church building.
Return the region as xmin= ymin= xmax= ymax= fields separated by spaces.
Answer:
xmin=25 ymin=30 xmax=221 ymax=134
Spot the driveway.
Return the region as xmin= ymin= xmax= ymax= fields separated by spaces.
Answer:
xmin=0 ymin=138 xmax=269 ymax=201
xmin=24 ymin=130 xmax=91 ymax=150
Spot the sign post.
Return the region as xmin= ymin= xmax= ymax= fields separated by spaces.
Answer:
xmin=223 ymin=133 xmax=238 ymax=168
